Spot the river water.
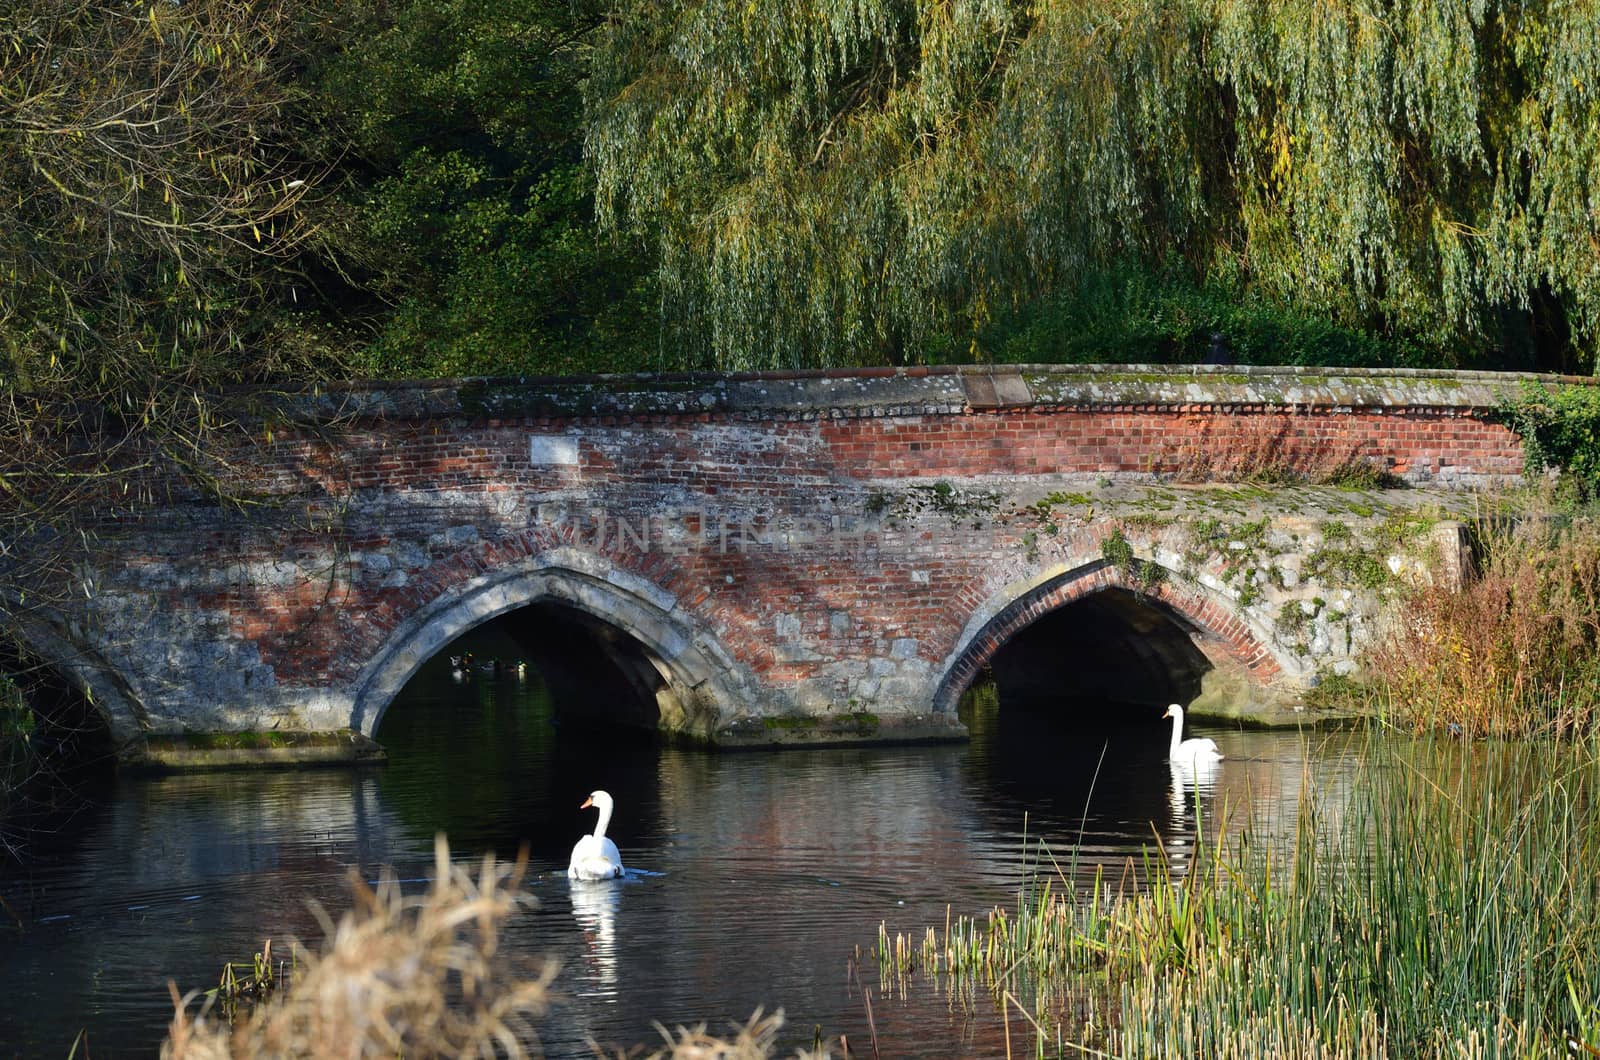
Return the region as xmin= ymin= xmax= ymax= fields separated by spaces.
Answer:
xmin=0 ymin=630 xmax=1363 ymax=1057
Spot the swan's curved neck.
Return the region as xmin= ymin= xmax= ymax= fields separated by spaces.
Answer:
xmin=592 ymin=801 xmax=613 ymax=841
xmin=1169 ymin=709 xmax=1184 ymax=756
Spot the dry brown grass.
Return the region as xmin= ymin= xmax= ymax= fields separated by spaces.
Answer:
xmin=1163 ymin=411 xmax=1390 ymax=486
xmin=606 ymin=1009 xmax=833 ymax=1060
xmin=1367 ymin=510 xmax=1600 ymax=736
xmin=162 ymin=836 xmax=554 ymax=1059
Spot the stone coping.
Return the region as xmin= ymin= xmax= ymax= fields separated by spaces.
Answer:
xmin=241 ymin=364 xmax=1594 ymax=425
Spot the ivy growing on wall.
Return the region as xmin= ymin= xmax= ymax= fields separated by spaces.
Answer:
xmin=1496 ymin=382 xmax=1600 ymax=501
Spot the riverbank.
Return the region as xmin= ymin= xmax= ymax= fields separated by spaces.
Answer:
xmin=876 ymin=732 xmax=1600 ymax=1057
xmin=1334 ymin=490 xmax=1600 ymax=738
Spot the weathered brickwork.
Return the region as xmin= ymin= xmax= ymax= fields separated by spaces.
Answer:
xmin=17 ymin=364 xmax=1567 ymax=752
xmin=819 ymin=406 xmax=1518 ymax=482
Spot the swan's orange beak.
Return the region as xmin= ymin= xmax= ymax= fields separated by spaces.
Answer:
xmin=580 ymin=796 xmax=594 ymax=809
xmin=1161 ymin=707 xmax=1173 ymax=719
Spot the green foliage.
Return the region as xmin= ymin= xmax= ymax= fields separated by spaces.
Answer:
xmin=1320 ymin=460 xmax=1402 ymax=491
xmin=1033 ymin=491 xmax=1092 ymax=512
xmin=0 ymin=0 xmax=348 ymax=387
xmin=587 ymin=0 xmax=1600 ymax=372
xmin=1274 ymin=598 xmax=1320 ymax=645
xmin=1101 ymin=528 xmax=1136 ymax=571
xmin=1100 ymin=526 xmax=1166 ymax=589
xmin=881 ymin=737 xmax=1600 ymax=1055
xmin=11 ymin=1 xmax=1600 ymax=382
xmin=163 ymin=731 xmax=297 ymax=751
xmin=1301 ymin=669 xmax=1371 ymax=713
xmin=979 ymin=262 xmax=1442 ymax=367
xmin=0 ymin=674 xmax=34 ymax=797
xmin=1496 ymin=381 xmax=1600 ymax=500
xmin=1305 ymin=545 xmax=1393 ymax=590
xmin=1372 ymin=510 xmax=1438 ymax=550
xmin=0 ymin=0 xmax=355 ymax=618
xmin=9 ymin=1 xmax=1600 ymax=383
xmin=325 ymin=0 xmax=658 ymax=377
xmin=1318 ymin=520 xmax=1354 ymax=545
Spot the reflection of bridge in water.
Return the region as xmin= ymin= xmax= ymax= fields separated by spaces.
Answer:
xmin=11 ymin=365 xmax=1537 ymax=761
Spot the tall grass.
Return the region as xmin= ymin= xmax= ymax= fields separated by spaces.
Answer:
xmin=1366 ymin=508 xmax=1600 ymax=737
xmin=878 ymin=736 xmax=1600 ymax=1057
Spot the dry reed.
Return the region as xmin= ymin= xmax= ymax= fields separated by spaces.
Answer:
xmin=1162 ymin=411 xmax=1389 ymax=486
xmin=619 ymin=1009 xmax=833 ymax=1060
xmin=1366 ymin=508 xmax=1600 ymax=737
xmin=162 ymin=836 xmax=553 ymax=1059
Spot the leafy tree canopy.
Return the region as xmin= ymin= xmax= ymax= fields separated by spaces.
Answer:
xmin=1 ymin=0 xmax=346 ymax=392
xmin=587 ymin=0 xmax=1600 ymax=372
xmin=325 ymin=0 xmax=658 ymax=378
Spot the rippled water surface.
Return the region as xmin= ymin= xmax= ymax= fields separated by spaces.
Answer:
xmin=0 ymin=632 xmax=1365 ymax=1057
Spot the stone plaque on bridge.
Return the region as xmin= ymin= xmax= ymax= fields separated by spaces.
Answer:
xmin=529 ymin=435 xmax=580 ymax=466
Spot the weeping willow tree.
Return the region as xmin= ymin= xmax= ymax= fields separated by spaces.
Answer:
xmin=587 ymin=0 xmax=1600 ymax=372
xmin=0 ymin=0 xmax=352 ymax=601
xmin=0 ymin=0 xmax=356 ymax=796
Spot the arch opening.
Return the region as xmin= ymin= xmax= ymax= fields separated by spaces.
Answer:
xmin=984 ymin=588 xmax=1211 ymax=715
xmin=353 ymin=558 xmax=739 ymax=742
xmin=370 ymin=603 xmax=699 ymax=745
xmin=950 ymin=586 xmax=1226 ymax=770
xmin=363 ymin=605 xmax=676 ymax=856
xmin=458 ymin=603 xmax=685 ymax=736
xmin=937 ymin=559 xmax=1292 ymax=723
xmin=0 ymin=639 xmax=116 ymax=854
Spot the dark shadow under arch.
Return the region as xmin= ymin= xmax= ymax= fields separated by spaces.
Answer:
xmin=0 ymin=634 xmax=117 ymax=851
xmin=984 ymin=586 xmax=1211 ymax=712
xmin=5 ymin=611 xmax=147 ymax=744
xmin=348 ymin=556 xmax=746 ymax=740
xmin=933 ymin=560 xmax=1286 ymax=716
xmin=476 ymin=602 xmax=679 ymax=735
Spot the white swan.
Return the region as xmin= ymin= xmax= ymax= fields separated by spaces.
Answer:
xmin=568 ymin=790 xmax=625 ymax=880
xmin=1163 ymin=703 xmax=1223 ymax=763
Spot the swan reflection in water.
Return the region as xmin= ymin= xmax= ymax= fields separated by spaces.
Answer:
xmin=1166 ymin=755 xmax=1222 ymax=880
xmin=569 ymin=879 xmax=621 ymax=999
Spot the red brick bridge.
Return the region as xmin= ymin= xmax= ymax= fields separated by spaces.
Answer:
xmin=18 ymin=365 xmax=1543 ymax=760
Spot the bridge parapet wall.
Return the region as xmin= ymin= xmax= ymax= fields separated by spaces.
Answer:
xmin=24 ymin=365 xmax=1577 ymax=754
xmin=248 ymin=363 xmax=1534 ymax=491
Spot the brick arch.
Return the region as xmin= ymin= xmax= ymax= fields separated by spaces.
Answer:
xmin=931 ymin=558 xmax=1286 ymax=714
xmin=346 ymin=547 xmax=749 ymax=738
